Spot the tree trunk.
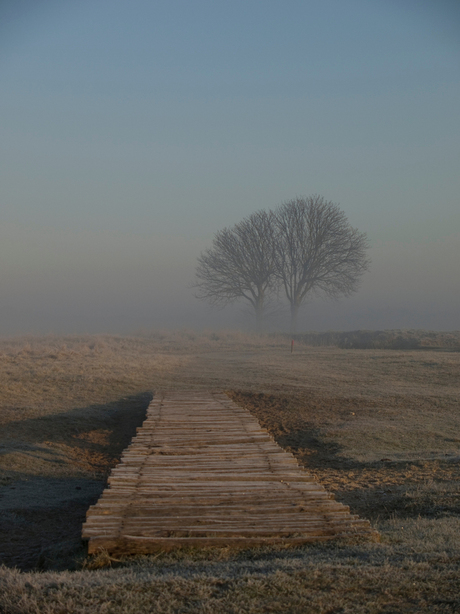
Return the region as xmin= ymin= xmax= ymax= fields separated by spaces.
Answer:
xmin=254 ymin=296 xmax=264 ymax=332
xmin=290 ymin=303 xmax=299 ymax=334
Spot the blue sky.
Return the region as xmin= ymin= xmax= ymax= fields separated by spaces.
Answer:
xmin=1 ymin=0 xmax=459 ymax=334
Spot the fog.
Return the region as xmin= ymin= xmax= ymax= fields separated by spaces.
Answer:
xmin=0 ymin=223 xmax=458 ymax=336
xmin=1 ymin=1 xmax=459 ymax=336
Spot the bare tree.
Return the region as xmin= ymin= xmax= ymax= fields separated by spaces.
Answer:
xmin=273 ymin=195 xmax=370 ymax=332
xmin=195 ymin=210 xmax=277 ymax=326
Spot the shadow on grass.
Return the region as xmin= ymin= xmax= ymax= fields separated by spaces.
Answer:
xmin=1 ymin=392 xmax=152 ymax=464
xmin=0 ymin=392 xmax=152 ymax=572
xmin=228 ymin=390 xmax=460 ymax=525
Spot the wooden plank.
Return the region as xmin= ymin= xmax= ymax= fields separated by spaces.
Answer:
xmin=83 ymin=391 xmax=378 ymax=554
xmin=86 ymin=532 xmax=369 ymax=555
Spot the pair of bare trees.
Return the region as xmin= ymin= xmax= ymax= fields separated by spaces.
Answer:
xmin=195 ymin=195 xmax=370 ymax=332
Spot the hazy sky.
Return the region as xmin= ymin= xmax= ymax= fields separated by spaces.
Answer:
xmin=1 ymin=0 xmax=459 ymax=334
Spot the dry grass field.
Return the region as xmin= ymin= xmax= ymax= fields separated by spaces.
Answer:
xmin=0 ymin=330 xmax=459 ymax=613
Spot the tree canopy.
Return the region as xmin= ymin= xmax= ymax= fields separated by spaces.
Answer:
xmin=195 ymin=210 xmax=276 ymax=325
xmin=195 ymin=196 xmax=370 ymax=331
xmin=273 ymin=196 xmax=370 ymax=331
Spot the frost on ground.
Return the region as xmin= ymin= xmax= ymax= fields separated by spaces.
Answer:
xmin=0 ymin=331 xmax=459 ymax=612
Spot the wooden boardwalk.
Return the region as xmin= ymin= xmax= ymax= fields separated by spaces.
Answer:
xmin=83 ymin=391 xmax=376 ymax=555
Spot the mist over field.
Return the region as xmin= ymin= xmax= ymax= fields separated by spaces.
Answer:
xmin=0 ymin=1 xmax=459 ymax=335
xmin=0 ymin=223 xmax=458 ymax=335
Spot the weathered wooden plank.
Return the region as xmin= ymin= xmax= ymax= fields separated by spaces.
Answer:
xmin=87 ymin=503 xmax=347 ymax=516
xmin=84 ymin=520 xmax=368 ymax=533
xmin=86 ymin=532 xmax=371 ymax=555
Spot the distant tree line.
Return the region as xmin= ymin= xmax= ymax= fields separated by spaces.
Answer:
xmin=195 ymin=195 xmax=370 ymax=332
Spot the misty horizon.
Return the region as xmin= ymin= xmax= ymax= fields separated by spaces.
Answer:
xmin=1 ymin=210 xmax=459 ymax=337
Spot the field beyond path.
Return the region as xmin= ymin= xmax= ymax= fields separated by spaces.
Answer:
xmin=83 ymin=391 xmax=376 ymax=554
